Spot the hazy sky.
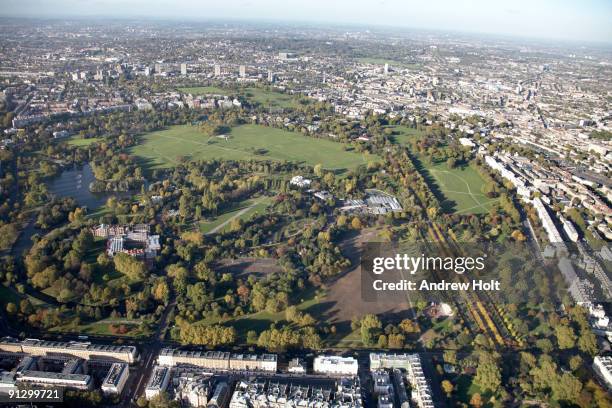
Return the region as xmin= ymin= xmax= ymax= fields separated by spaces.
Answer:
xmin=2 ymin=0 xmax=611 ymax=43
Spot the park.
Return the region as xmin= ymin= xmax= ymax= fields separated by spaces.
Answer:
xmin=129 ymin=124 xmax=376 ymax=173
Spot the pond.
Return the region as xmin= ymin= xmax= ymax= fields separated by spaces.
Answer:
xmin=11 ymin=163 xmax=129 ymax=257
xmin=46 ymin=163 xmax=118 ymax=210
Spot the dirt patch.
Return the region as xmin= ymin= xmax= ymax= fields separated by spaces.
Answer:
xmin=214 ymin=257 xmax=282 ymax=278
xmin=320 ymin=229 xmax=412 ymax=324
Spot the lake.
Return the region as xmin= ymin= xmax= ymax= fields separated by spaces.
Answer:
xmin=11 ymin=163 xmax=127 ymax=257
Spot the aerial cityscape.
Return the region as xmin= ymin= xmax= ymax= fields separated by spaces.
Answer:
xmin=0 ymin=0 xmax=610 ymax=407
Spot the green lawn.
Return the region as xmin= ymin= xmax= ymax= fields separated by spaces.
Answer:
xmin=386 ymin=125 xmax=425 ymax=145
xmin=66 ymin=136 xmax=103 ymax=146
xmin=416 ymin=158 xmax=498 ymax=215
xmin=178 ymin=86 xmax=231 ymax=96
xmin=129 ymin=124 xmax=374 ymax=173
xmin=178 ymin=86 xmax=299 ymax=108
xmin=50 ymin=317 xmax=152 ymax=338
xmin=242 ymin=88 xmax=298 ymax=108
xmin=199 ymin=196 xmax=271 ymax=234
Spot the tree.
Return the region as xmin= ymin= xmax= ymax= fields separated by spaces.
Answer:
xmin=113 ymin=253 xmax=146 ymax=281
xmin=360 ymin=314 xmax=382 ymax=346
xmin=577 ymin=330 xmax=598 ymax=355
xmin=351 ymin=217 xmax=362 ymax=230
xmin=441 ymin=380 xmax=454 ymax=397
xmin=555 ymin=325 xmax=576 ymax=349
xmin=5 ymin=302 xmax=17 ymax=315
xmin=474 ymin=352 xmax=501 ymax=393
xmin=469 ymin=393 xmax=483 ymax=408
xmin=443 ymin=350 xmax=457 ymax=365
xmin=314 ymin=163 xmax=323 ymax=177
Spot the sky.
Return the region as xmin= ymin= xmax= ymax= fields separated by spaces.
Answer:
xmin=1 ymin=0 xmax=611 ymax=44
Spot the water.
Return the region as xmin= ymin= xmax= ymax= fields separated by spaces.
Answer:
xmin=11 ymin=163 xmax=127 ymax=257
xmin=46 ymin=163 xmax=116 ymax=211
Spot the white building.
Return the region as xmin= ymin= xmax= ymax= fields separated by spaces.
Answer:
xmin=101 ymin=362 xmax=129 ymax=395
xmin=459 ymin=137 xmax=475 ymax=147
xmin=593 ymin=356 xmax=612 ymax=390
xmin=313 ymin=356 xmax=358 ymax=376
xmin=290 ymin=175 xmax=312 ymax=188
xmin=145 ymin=365 xmax=171 ymax=400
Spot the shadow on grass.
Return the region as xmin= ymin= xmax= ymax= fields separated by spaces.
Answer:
xmin=409 ymin=153 xmax=457 ymax=213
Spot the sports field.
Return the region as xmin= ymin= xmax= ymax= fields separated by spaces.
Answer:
xmin=417 ymin=158 xmax=497 ymax=214
xmin=129 ymin=124 xmax=374 ymax=172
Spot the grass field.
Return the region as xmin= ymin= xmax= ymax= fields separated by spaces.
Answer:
xmin=50 ymin=317 xmax=152 ymax=338
xmin=65 ymin=136 xmax=103 ymax=146
xmin=415 ymin=157 xmax=497 ymax=214
xmin=199 ymin=196 xmax=271 ymax=234
xmin=386 ymin=125 xmax=425 ymax=145
xmin=178 ymin=86 xmax=299 ymax=108
xmin=129 ymin=124 xmax=374 ymax=173
xmin=178 ymin=86 xmax=231 ymax=96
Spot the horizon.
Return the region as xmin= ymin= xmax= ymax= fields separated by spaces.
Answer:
xmin=1 ymin=0 xmax=611 ymax=45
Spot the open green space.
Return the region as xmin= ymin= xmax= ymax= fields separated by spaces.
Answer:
xmin=199 ymin=196 xmax=272 ymax=234
xmin=178 ymin=86 xmax=299 ymax=108
xmin=65 ymin=136 xmax=103 ymax=147
xmin=129 ymin=124 xmax=375 ymax=173
xmin=178 ymin=86 xmax=231 ymax=96
xmin=415 ymin=157 xmax=498 ymax=215
xmin=386 ymin=125 xmax=426 ymax=145
xmin=50 ymin=317 xmax=152 ymax=338
xmin=176 ymin=288 xmax=326 ymax=341
xmin=242 ymin=88 xmax=298 ymax=108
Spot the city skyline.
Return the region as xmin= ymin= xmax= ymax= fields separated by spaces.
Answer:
xmin=1 ymin=0 xmax=611 ymax=44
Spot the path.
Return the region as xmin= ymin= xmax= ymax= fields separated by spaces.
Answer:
xmin=206 ymin=197 xmax=266 ymax=235
xmin=430 ymin=168 xmax=495 ymax=213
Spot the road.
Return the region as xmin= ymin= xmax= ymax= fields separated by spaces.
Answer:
xmin=128 ymin=295 xmax=177 ymax=405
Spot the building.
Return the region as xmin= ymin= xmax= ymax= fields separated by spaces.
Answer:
xmin=313 ymin=356 xmax=358 ymax=376
xmin=158 ymin=350 xmax=230 ymax=369
xmin=229 ymin=377 xmax=361 ymax=408
xmin=372 ymin=370 xmax=393 ymax=396
xmin=157 ymin=349 xmax=277 ymax=372
xmin=214 ymin=65 xmax=221 ymax=77
xmin=239 ymin=65 xmax=246 ymax=78
xmin=290 ymin=175 xmax=312 ymax=188
xmin=0 ymin=337 xmax=138 ymax=364
xmin=208 ymin=381 xmax=230 ymax=408
xmin=91 ymin=224 xmax=160 ymax=259
xmin=229 ymin=353 xmax=277 ymax=372
xmin=174 ymin=374 xmax=212 ymax=407
xmin=593 ymin=356 xmax=612 ymax=390
xmin=101 ymin=362 xmax=129 ymax=395
xmin=288 ymin=358 xmax=306 ymax=374
xmin=145 ymin=365 xmax=171 ymax=400
xmin=370 ymin=353 xmax=412 ymax=371
xmin=405 ymin=354 xmax=434 ymax=408
xmin=181 ymin=63 xmax=188 ymax=76
xmin=18 ymin=370 xmax=92 ymax=390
